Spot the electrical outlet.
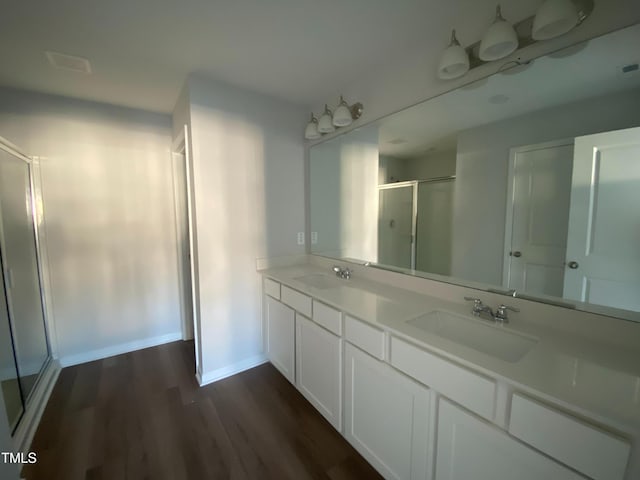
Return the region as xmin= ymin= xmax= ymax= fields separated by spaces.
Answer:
xmin=297 ymin=232 xmax=305 ymax=245
xmin=311 ymin=231 xmax=318 ymax=244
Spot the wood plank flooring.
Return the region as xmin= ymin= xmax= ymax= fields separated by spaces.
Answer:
xmin=22 ymin=341 xmax=382 ymax=480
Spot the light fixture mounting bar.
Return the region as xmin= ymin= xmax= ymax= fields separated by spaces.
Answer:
xmin=464 ymin=0 xmax=593 ymax=70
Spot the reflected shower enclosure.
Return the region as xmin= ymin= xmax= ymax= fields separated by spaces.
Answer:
xmin=378 ymin=178 xmax=454 ymax=274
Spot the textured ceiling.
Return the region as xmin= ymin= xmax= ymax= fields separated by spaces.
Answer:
xmin=0 ymin=0 xmax=541 ymax=113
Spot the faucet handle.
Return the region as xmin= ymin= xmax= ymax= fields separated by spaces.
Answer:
xmin=464 ymin=296 xmax=483 ymax=305
xmin=464 ymin=296 xmax=483 ymax=315
xmin=496 ymin=304 xmax=519 ymax=313
xmin=495 ymin=304 xmax=519 ymax=322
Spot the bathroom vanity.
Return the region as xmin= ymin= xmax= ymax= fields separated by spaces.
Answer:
xmin=259 ymin=258 xmax=639 ymax=480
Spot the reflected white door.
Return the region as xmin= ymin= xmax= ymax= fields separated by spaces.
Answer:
xmin=507 ymin=142 xmax=574 ymax=296
xmin=563 ymin=126 xmax=640 ymax=311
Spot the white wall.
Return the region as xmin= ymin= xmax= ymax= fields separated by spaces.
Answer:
xmin=0 ymin=88 xmax=182 ymax=364
xmin=311 ymin=127 xmax=379 ymax=262
xmin=378 ymin=155 xmax=406 ymax=184
xmin=404 ymin=151 xmax=456 ymax=180
xmin=310 ymin=137 xmax=342 ymax=256
xmin=183 ymin=75 xmax=306 ymax=381
xmin=379 ymin=151 xmax=456 ymax=185
xmin=451 ymin=88 xmax=640 ymax=285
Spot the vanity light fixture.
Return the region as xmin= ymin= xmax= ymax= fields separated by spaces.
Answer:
xmin=437 ymin=30 xmax=470 ymax=80
xmin=304 ymin=113 xmax=321 ymax=140
xmin=479 ymin=5 xmax=519 ymax=61
xmin=333 ymin=95 xmax=364 ymax=127
xmin=438 ymin=0 xmax=593 ymax=81
xmin=532 ymin=0 xmax=594 ymax=40
xmin=305 ymin=97 xmax=363 ymax=139
xmin=317 ymin=104 xmax=336 ymax=133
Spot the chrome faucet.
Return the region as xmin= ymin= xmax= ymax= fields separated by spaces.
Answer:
xmin=465 ymin=297 xmax=494 ymax=318
xmin=494 ymin=304 xmax=519 ymax=323
xmin=332 ymin=265 xmax=352 ymax=279
xmin=464 ymin=297 xmax=519 ymax=324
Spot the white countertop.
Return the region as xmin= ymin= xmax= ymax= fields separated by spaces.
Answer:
xmin=261 ymin=264 xmax=640 ymax=435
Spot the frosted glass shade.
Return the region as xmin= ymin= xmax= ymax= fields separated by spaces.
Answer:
xmin=304 ymin=115 xmax=321 ymax=139
xmin=532 ymin=0 xmax=578 ymax=40
xmin=333 ymin=98 xmax=353 ymax=127
xmin=438 ymin=43 xmax=470 ymax=80
xmin=479 ymin=7 xmax=518 ymax=61
xmin=317 ymin=105 xmax=335 ymax=133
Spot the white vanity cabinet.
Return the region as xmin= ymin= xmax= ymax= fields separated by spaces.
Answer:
xmin=261 ymin=275 xmax=635 ymax=480
xmin=344 ymin=343 xmax=430 ymax=480
xmin=264 ymin=295 xmax=295 ymax=384
xmin=435 ymin=399 xmax=585 ymax=480
xmin=295 ymin=314 xmax=342 ymax=431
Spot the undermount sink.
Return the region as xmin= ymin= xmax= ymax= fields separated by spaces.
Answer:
xmin=406 ymin=310 xmax=538 ymax=363
xmin=293 ymin=273 xmax=342 ymax=289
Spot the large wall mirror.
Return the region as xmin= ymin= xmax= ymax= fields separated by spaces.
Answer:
xmin=309 ymin=23 xmax=640 ymax=322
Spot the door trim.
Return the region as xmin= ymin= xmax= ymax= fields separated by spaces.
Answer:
xmin=171 ymin=125 xmax=200 ymax=372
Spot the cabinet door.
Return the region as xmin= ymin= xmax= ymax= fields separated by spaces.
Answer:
xmin=435 ymin=399 xmax=584 ymax=480
xmin=296 ymin=315 xmax=342 ymax=431
xmin=265 ymin=295 xmax=295 ymax=384
xmin=344 ymin=343 xmax=430 ymax=480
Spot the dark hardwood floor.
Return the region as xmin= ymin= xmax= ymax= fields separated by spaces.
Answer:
xmin=22 ymin=340 xmax=382 ymax=480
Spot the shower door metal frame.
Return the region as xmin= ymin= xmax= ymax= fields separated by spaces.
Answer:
xmin=378 ymin=181 xmax=419 ymax=270
xmin=0 ymin=136 xmax=53 ymax=431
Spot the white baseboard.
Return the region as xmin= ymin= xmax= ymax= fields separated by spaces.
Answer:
xmin=197 ymin=354 xmax=268 ymax=386
xmin=13 ymin=358 xmax=61 ymax=453
xmin=59 ymin=331 xmax=183 ymax=367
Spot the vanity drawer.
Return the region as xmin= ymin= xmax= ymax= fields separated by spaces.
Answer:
xmin=509 ymin=393 xmax=630 ymax=480
xmin=281 ymin=286 xmax=312 ymax=317
xmin=264 ymin=278 xmax=280 ymax=299
xmin=390 ymin=336 xmax=496 ymax=421
xmin=312 ymin=300 xmax=342 ymax=336
xmin=344 ymin=315 xmax=385 ymax=360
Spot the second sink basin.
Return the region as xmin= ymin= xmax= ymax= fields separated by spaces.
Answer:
xmin=406 ymin=310 xmax=538 ymax=362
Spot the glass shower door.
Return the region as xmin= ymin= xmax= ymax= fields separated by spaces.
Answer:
xmin=378 ymin=183 xmax=416 ymax=269
xmin=0 ymin=273 xmax=22 ymax=431
xmin=0 ymin=148 xmax=50 ymax=409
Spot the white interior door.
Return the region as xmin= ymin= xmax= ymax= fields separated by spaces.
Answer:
xmin=506 ymin=142 xmax=574 ymax=297
xmin=563 ymin=126 xmax=640 ymax=312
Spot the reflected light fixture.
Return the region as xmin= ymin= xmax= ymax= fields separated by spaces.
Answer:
xmin=479 ymin=5 xmax=518 ymax=61
xmin=532 ymin=0 xmax=579 ymax=40
xmin=304 ymin=113 xmax=321 ymax=140
xmin=317 ymin=104 xmax=336 ymax=133
xmin=333 ymin=95 xmax=364 ymax=127
xmin=438 ymin=29 xmax=470 ymax=80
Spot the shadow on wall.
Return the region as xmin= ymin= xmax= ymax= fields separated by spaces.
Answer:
xmin=186 ymin=75 xmax=306 ymax=376
xmin=0 ymin=87 xmax=183 ymax=361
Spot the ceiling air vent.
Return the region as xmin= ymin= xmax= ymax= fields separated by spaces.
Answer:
xmin=45 ymin=51 xmax=92 ymax=74
xmin=620 ymin=63 xmax=639 ymax=75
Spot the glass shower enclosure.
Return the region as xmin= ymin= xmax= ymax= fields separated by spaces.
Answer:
xmin=378 ymin=177 xmax=455 ymax=275
xmin=0 ymin=140 xmax=51 ymax=434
